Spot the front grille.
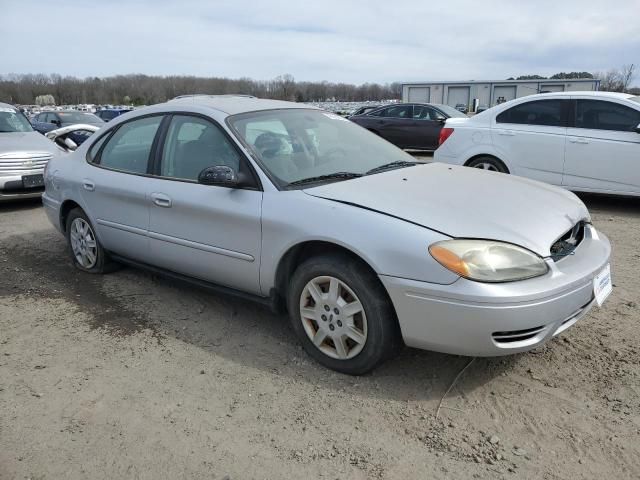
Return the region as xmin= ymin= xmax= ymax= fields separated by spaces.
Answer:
xmin=0 ymin=151 xmax=52 ymax=175
xmin=550 ymin=222 xmax=585 ymax=261
xmin=492 ymin=325 xmax=546 ymax=345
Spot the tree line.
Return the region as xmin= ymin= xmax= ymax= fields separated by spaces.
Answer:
xmin=0 ymin=73 xmax=402 ymax=106
xmin=508 ymin=65 xmax=636 ymax=93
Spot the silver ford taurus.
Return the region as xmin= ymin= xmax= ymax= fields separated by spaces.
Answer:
xmin=42 ymin=95 xmax=612 ymax=374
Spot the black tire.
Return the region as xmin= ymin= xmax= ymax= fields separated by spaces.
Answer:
xmin=466 ymin=156 xmax=509 ymax=173
xmin=287 ymin=254 xmax=403 ymax=375
xmin=65 ymin=208 xmax=119 ymax=274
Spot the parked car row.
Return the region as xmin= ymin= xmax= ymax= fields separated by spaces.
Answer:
xmin=35 ymin=95 xmax=611 ymax=374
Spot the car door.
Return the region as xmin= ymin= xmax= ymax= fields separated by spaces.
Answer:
xmin=412 ymin=105 xmax=444 ymax=150
xmin=145 ymin=114 xmax=263 ymax=294
xmin=563 ymin=98 xmax=640 ymax=194
xmin=82 ymin=114 xmax=164 ymax=263
xmin=37 ymin=113 xmax=55 ymax=133
xmin=364 ymin=105 xmax=413 ymax=147
xmin=492 ymin=99 xmax=569 ymax=185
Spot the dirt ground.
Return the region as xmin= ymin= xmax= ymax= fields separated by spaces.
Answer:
xmin=1 ymin=191 xmax=639 ymax=480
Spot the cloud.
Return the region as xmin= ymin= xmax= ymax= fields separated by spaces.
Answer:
xmin=1 ymin=0 xmax=638 ymax=84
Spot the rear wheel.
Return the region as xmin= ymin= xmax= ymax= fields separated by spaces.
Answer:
xmin=288 ymin=254 xmax=402 ymax=375
xmin=65 ymin=208 xmax=118 ymax=274
xmin=466 ymin=156 xmax=509 ymax=173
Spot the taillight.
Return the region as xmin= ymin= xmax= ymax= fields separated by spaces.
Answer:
xmin=438 ymin=127 xmax=454 ymax=146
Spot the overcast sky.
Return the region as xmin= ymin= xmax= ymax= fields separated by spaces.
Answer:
xmin=2 ymin=0 xmax=638 ymax=84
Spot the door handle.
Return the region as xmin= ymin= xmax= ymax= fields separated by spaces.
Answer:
xmin=497 ymin=130 xmax=515 ymax=136
xmin=82 ymin=179 xmax=95 ymax=191
xmin=150 ymin=192 xmax=172 ymax=208
xmin=569 ymin=137 xmax=589 ymax=144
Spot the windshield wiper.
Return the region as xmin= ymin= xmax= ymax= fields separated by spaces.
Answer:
xmin=288 ymin=172 xmax=363 ymax=187
xmin=366 ymin=160 xmax=418 ymax=176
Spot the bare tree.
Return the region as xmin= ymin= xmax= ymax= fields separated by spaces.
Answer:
xmin=594 ymin=69 xmax=623 ymax=92
xmin=620 ymin=64 xmax=636 ymax=92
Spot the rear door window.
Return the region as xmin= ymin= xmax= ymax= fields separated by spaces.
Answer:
xmin=576 ymin=100 xmax=640 ymax=132
xmin=97 ymin=115 xmax=163 ymax=174
xmin=383 ymin=105 xmax=412 ymax=119
xmin=496 ymin=100 xmax=566 ymax=127
xmin=413 ymin=105 xmax=437 ymax=120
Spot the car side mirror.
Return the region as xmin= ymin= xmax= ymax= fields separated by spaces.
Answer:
xmin=198 ymin=165 xmax=241 ymax=187
xmin=63 ymin=137 xmax=78 ymax=151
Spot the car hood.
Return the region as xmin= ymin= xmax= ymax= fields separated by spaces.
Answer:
xmin=0 ymin=131 xmax=61 ymax=156
xmin=303 ymin=163 xmax=590 ymax=256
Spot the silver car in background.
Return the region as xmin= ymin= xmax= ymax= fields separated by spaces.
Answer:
xmin=0 ymin=102 xmax=60 ymax=201
xmin=42 ymin=95 xmax=612 ymax=374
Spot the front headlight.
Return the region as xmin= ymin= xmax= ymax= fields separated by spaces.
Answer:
xmin=429 ymin=239 xmax=549 ymax=283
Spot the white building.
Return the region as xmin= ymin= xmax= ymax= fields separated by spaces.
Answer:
xmin=401 ymin=78 xmax=600 ymax=111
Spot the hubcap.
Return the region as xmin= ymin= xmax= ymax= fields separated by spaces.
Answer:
xmin=299 ymin=276 xmax=367 ymax=360
xmin=474 ymin=162 xmax=499 ymax=171
xmin=70 ymin=218 xmax=98 ymax=269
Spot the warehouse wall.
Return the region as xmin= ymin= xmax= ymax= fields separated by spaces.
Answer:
xmin=401 ymin=80 xmax=599 ymax=107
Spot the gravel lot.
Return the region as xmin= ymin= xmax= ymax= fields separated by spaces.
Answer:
xmin=1 ymin=190 xmax=639 ymax=480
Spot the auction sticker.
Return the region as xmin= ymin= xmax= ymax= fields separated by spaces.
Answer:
xmin=593 ymin=263 xmax=612 ymax=307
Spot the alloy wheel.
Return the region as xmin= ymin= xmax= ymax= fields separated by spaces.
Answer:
xmin=299 ymin=276 xmax=368 ymax=360
xmin=473 ymin=162 xmax=499 ymax=171
xmin=70 ymin=218 xmax=98 ymax=269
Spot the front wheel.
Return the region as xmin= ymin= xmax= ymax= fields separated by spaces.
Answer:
xmin=466 ymin=156 xmax=509 ymax=173
xmin=288 ymin=254 xmax=402 ymax=375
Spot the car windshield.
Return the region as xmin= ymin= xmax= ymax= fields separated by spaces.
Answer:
xmin=58 ymin=112 xmax=103 ymax=123
xmin=434 ymin=104 xmax=468 ymax=117
xmin=228 ymin=109 xmax=417 ymax=188
xmin=0 ymin=107 xmax=34 ymax=132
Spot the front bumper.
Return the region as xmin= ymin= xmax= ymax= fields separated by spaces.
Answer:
xmin=380 ymin=225 xmax=611 ymax=356
xmin=0 ymin=173 xmax=44 ymax=201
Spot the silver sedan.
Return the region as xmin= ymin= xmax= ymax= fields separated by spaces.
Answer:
xmin=42 ymin=95 xmax=612 ymax=374
xmin=0 ymin=102 xmax=61 ymax=201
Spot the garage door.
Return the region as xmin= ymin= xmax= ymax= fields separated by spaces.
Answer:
xmin=447 ymin=86 xmax=470 ymax=108
xmin=407 ymin=87 xmax=430 ymax=103
xmin=493 ymin=85 xmax=517 ymax=105
xmin=539 ymin=84 xmax=565 ymax=93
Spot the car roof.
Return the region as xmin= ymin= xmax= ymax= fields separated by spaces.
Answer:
xmin=530 ymin=91 xmax=634 ymax=100
xmin=0 ymin=102 xmax=17 ymax=109
xmin=167 ymin=95 xmax=318 ymax=115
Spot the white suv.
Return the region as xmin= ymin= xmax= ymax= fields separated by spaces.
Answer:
xmin=434 ymin=91 xmax=640 ymax=196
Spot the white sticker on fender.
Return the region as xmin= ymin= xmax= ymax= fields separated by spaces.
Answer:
xmin=593 ymin=263 xmax=612 ymax=307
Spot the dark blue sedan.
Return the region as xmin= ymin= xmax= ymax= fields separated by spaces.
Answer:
xmin=31 ymin=111 xmax=104 ymax=145
xmin=95 ymin=108 xmax=133 ymax=122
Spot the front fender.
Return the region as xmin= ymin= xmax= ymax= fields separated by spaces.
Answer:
xmin=259 ymin=191 xmax=459 ymax=295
